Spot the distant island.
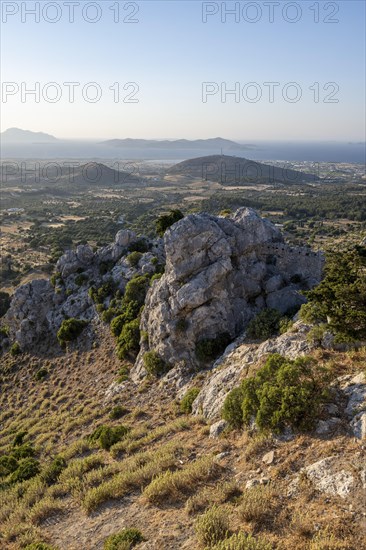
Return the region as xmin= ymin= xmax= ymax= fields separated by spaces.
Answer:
xmin=99 ymin=137 xmax=249 ymax=151
xmin=1 ymin=128 xmax=58 ymax=143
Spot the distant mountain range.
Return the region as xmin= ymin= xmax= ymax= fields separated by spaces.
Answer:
xmin=1 ymin=128 xmax=58 ymax=143
xmin=167 ymin=154 xmax=319 ymax=184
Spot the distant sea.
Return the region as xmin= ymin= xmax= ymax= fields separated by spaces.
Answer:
xmin=237 ymin=141 xmax=366 ymax=164
xmin=1 ymin=140 xmax=365 ymax=164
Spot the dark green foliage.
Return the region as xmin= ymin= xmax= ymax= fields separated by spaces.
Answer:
xmin=143 ymin=351 xmax=169 ymax=377
xmin=155 ymin=209 xmax=184 ymax=237
xmin=75 ymin=273 xmax=88 ymax=286
xmin=99 ymin=261 xmax=115 ymax=276
xmin=117 ymin=365 xmax=130 ymax=383
xmin=180 ymin=388 xmax=200 ymax=414
xmin=104 ymin=528 xmax=145 ymax=549
xmin=57 ymin=318 xmax=88 ymax=346
xmin=89 ymin=425 xmax=130 ymax=451
xmin=10 ymin=457 xmax=40 ymax=483
xmin=128 ymin=239 xmax=150 ymax=253
xmin=10 ymin=341 xmax=21 ymax=356
xmin=11 ymin=443 xmax=35 ymax=459
xmin=116 ymin=318 xmax=141 ymax=360
xmin=126 ymin=251 xmax=143 ymax=268
xmin=195 ymin=333 xmax=231 ymax=362
xmin=222 ymin=354 xmax=330 ymax=433
xmin=0 ymin=455 xmax=18 ymax=478
xmin=124 ymin=276 xmax=149 ymax=306
xmin=0 ymin=291 xmax=11 ymax=317
xmin=0 ymin=325 xmax=10 ymax=338
xmin=101 ymin=308 xmax=118 ymax=324
xmin=35 ymin=368 xmax=48 ymax=381
xmin=150 ymin=273 xmax=163 ymax=284
xmin=279 ymin=317 xmax=294 ymax=335
xmin=50 ymin=272 xmax=62 ymax=287
xmin=246 ymin=309 xmax=282 ymax=340
xmin=303 ymin=248 xmax=366 ymax=341
xmin=109 ymin=405 xmax=128 ymax=420
xmin=111 ymin=301 xmax=140 ymax=337
xmin=89 ymin=280 xmax=116 ymax=304
xmin=42 ymin=456 xmax=67 ymax=485
xmin=222 ymin=386 xmax=245 ymax=429
xmin=13 ymin=431 xmax=27 ymax=447
xmin=176 ymin=318 xmax=189 ymax=332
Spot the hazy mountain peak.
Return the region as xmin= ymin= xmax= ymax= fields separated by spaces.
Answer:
xmin=1 ymin=127 xmax=58 ymax=143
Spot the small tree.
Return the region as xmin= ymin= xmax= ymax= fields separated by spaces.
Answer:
xmin=57 ymin=318 xmax=88 ymax=347
xmin=155 ymin=210 xmax=184 ymax=237
xmin=303 ymin=248 xmax=366 ymax=341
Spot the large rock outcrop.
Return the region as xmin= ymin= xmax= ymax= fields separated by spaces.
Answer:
xmin=4 ymin=229 xmax=163 ymax=352
xmin=132 ymin=208 xmax=323 ymax=380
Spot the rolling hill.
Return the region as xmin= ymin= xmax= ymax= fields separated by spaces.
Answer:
xmin=167 ymin=154 xmax=319 ymax=185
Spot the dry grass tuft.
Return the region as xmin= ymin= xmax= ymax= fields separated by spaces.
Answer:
xmin=143 ymin=455 xmax=222 ymax=505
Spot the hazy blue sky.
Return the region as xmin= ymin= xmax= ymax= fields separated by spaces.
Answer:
xmin=1 ymin=0 xmax=365 ymax=140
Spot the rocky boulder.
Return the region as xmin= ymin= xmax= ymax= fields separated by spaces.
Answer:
xmin=132 ymin=208 xmax=323 ymax=380
xmin=339 ymin=372 xmax=366 ymax=439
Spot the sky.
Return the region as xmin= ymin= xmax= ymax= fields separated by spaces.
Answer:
xmin=0 ymin=0 xmax=365 ymax=141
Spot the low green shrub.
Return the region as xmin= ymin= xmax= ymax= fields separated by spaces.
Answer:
xmin=0 ymin=325 xmax=10 ymax=338
xmin=109 ymin=405 xmax=128 ymax=420
xmin=116 ymin=318 xmax=141 ymax=360
xmin=194 ymin=506 xmax=230 ymax=547
xmin=210 ymin=532 xmax=272 ymax=550
xmin=10 ymin=457 xmax=40 ymax=483
xmin=123 ymin=276 xmax=150 ymax=306
xmin=195 ymin=333 xmax=231 ymax=362
xmin=279 ymin=317 xmax=294 ymax=334
xmin=111 ymin=301 xmax=140 ymax=337
xmin=246 ymin=309 xmax=282 ymax=340
xmin=104 ymin=528 xmax=145 ymax=549
xmin=11 ymin=443 xmax=35 ymax=459
xmin=222 ymin=387 xmax=245 ymax=429
xmin=42 ymin=456 xmax=67 ymax=485
xmin=13 ymin=430 xmax=27 ymax=446
xmin=57 ymin=318 xmax=88 ymax=347
xmin=35 ymin=368 xmax=48 ymax=381
xmin=143 ymin=351 xmax=169 ymax=377
xmin=222 ymin=353 xmax=330 ymax=433
xmin=0 ymin=455 xmax=18 ymax=478
xmin=75 ymin=273 xmax=88 ymax=286
xmin=126 ymin=251 xmax=143 ymax=268
xmin=180 ymin=388 xmax=200 ymax=414
xmin=10 ymin=341 xmax=21 ymax=356
xmin=89 ymin=425 xmax=130 ymax=451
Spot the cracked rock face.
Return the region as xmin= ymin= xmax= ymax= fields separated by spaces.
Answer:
xmin=132 ymin=208 xmax=323 ymax=380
